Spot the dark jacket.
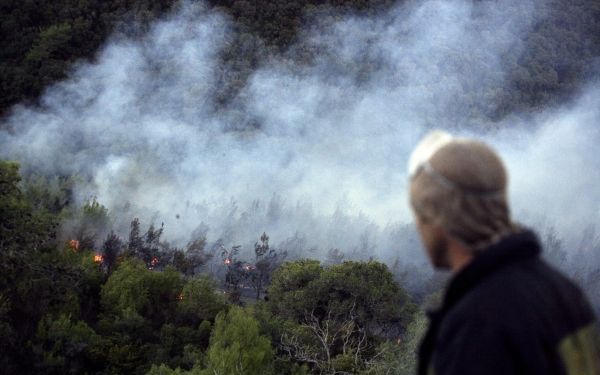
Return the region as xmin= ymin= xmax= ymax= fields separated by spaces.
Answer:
xmin=417 ymin=230 xmax=600 ymax=375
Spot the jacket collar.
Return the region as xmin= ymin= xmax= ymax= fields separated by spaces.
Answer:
xmin=418 ymin=229 xmax=541 ymax=375
xmin=440 ymin=228 xmax=541 ymax=315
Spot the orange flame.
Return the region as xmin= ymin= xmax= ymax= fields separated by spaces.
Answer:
xmin=176 ymin=293 xmax=184 ymax=301
xmin=69 ymin=239 xmax=80 ymax=252
xmin=94 ymin=254 xmax=104 ymax=263
xmin=224 ymin=258 xmax=231 ymax=265
xmin=151 ymin=257 xmax=159 ymax=266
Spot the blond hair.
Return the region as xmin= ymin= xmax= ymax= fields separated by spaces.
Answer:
xmin=410 ymin=135 xmax=515 ymax=251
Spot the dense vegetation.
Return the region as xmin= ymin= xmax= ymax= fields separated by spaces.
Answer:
xmin=0 ymin=160 xmax=423 ymax=374
xmin=1 ymin=0 xmax=599 ymax=119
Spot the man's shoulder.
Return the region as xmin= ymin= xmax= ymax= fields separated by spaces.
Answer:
xmin=443 ymin=257 xmax=594 ymax=341
xmin=452 ymin=258 xmax=579 ymax=312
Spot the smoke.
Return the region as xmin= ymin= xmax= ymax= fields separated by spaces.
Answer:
xmin=1 ymin=0 xmax=599 ymax=299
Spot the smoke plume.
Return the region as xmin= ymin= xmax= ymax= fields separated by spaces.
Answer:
xmin=1 ymin=0 xmax=599 ymax=302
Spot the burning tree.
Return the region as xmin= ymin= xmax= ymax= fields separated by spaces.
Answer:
xmin=101 ymin=231 xmax=122 ymax=274
xmin=221 ymin=245 xmax=246 ymax=303
xmin=66 ymin=197 xmax=111 ymax=251
xmin=68 ymin=239 xmax=80 ymax=252
xmin=126 ymin=218 xmax=165 ymax=270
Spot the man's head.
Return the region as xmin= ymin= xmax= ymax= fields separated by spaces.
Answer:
xmin=408 ymin=131 xmax=514 ymax=269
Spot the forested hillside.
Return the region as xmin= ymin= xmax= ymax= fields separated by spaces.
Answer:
xmin=1 ymin=160 xmax=425 ymax=374
xmin=1 ymin=0 xmax=599 ymax=119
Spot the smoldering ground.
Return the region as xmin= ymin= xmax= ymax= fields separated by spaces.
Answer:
xmin=1 ymin=0 xmax=599 ymax=304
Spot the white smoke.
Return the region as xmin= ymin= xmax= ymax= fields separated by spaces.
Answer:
xmin=1 ymin=0 xmax=599 ymax=298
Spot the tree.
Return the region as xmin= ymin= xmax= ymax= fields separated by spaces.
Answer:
xmin=177 ymin=276 xmax=227 ymax=327
xmin=25 ymin=23 xmax=73 ymax=64
xmin=221 ymin=245 xmax=246 ymax=303
xmin=280 ymin=304 xmax=370 ymax=374
xmin=248 ymin=232 xmax=287 ymax=300
xmin=98 ymin=258 xmax=195 ymax=374
xmin=33 ymin=313 xmax=103 ymax=374
xmin=100 ymin=258 xmax=183 ymax=325
xmin=173 ymin=237 xmax=212 ymax=277
xmin=267 ymin=259 xmax=323 ymax=320
xmin=102 ymin=231 xmax=123 ymax=274
xmin=100 ymin=258 xmax=150 ymax=318
xmin=0 ymin=160 xmax=56 ymax=256
xmin=205 ymin=306 xmax=274 ymax=375
xmin=267 ymin=260 xmax=415 ymax=373
xmin=126 ymin=218 xmax=167 ymax=269
xmin=0 ymin=161 xmax=62 ymax=373
xmin=65 ymin=197 xmax=111 ymax=251
xmin=144 ymin=223 xmax=165 ymax=269
xmin=128 ymin=218 xmax=144 ymax=258
xmin=361 ymin=311 xmax=428 ymax=375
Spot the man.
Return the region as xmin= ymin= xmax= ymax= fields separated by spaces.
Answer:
xmin=409 ymin=131 xmax=600 ymax=375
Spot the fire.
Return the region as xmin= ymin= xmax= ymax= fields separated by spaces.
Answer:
xmin=244 ymin=264 xmax=255 ymax=271
xmin=224 ymin=258 xmax=232 ymax=265
xmin=151 ymin=257 xmax=159 ymax=266
xmin=176 ymin=293 xmax=184 ymax=301
xmin=94 ymin=254 xmax=104 ymax=263
xmin=69 ymin=239 xmax=80 ymax=252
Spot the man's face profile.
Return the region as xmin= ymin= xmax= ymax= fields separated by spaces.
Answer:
xmin=415 ymin=216 xmax=449 ymax=270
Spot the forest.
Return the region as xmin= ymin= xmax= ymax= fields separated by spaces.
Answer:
xmin=1 ymin=0 xmax=600 ymax=374
xmin=1 ymin=160 xmax=425 ymax=374
xmin=1 ymin=0 xmax=599 ymax=120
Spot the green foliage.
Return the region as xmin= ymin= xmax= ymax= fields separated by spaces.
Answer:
xmin=177 ymin=276 xmax=227 ymax=326
xmin=0 ymin=160 xmax=31 ymax=252
xmin=147 ymin=364 xmax=189 ymax=375
xmin=21 ymin=173 xmax=73 ymax=214
xmin=361 ymin=311 xmax=428 ymax=375
xmin=101 ymin=258 xmax=151 ymax=317
xmin=101 ymin=258 xmax=183 ymax=324
xmin=319 ymin=261 xmax=412 ymax=327
xmin=172 ymin=237 xmax=212 ymax=276
xmin=126 ymin=218 xmax=166 ymax=268
xmin=62 ymin=197 xmax=112 ymax=251
xmin=3 ymin=0 xmax=595 ymax=120
xmin=146 ymin=266 xmax=185 ymax=325
xmin=0 ymin=0 xmax=177 ymax=116
xmin=205 ymin=306 xmax=274 ymax=375
xmin=247 ymin=232 xmax=286 ymax=300
xmin=0 ymin=161 xmax=71 ymax=372
xmin=33 ymin=314 xmax=103 ymax=374
xmin=0 ymin=161 xmax=430 ymax=375
xmin=268 ymin=260 xmax=415 ymax=373
xmin=498 ymin=0 xmax=600 ymax=115
xmin=267 ymin=259 xmax=323 ymax=319
xmin=269 ymin=260 xmax=413 ymax=328
xmin=0 ymin=293 xmax=16 ymax=370
xmin=25 ymin=23 xmax=73 ymax=64
xmin=102 ymin=231 xmax=124 ymax=274
xmin=96 ymin=258 xmax=229 ymax=374
xmin=0 ymin=160 xmax=57 ymax=255
xmin=82 ymin=198 xmax=110 ymax=227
